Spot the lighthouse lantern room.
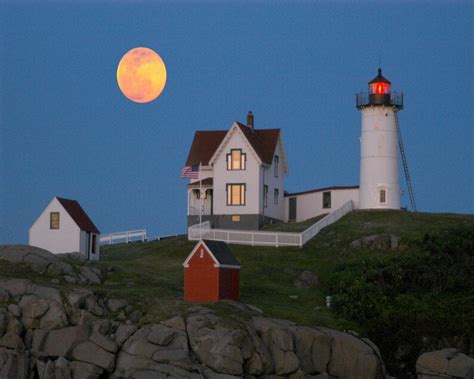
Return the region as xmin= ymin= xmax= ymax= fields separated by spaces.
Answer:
xmin=356 ymin=68 xmax=403 ymax=210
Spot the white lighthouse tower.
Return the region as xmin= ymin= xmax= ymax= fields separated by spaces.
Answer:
xmin=356 ymin=68 xmax=404 ymax=210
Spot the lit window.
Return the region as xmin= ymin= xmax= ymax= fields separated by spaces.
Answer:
xmin=227 ymin=149 xmax=246 ymax=170
xmin=232 ymin=215 xmax=241 ymax=222
xmin=323 ymin=191 xmax=331 ymax=209
xmin=274 ymin=189 xmax=279 ymax=204
xmin=263 ymin=185 xmax=268 ymax=208
xmin=50 ymin=212 xmax=59 ymax=229
xmin=226 ymin=184 xmax=246 ymax=206
xmin=369 ymin=82 xmax=390 ymax=95
xmin=274 ymin=156 xmax=279 ymax=177
xmin=380 ymin=189 xmax=387 ymax=203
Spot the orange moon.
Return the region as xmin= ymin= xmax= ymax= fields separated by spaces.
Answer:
xmin=116 ymin=47 xmax=167 ymax=103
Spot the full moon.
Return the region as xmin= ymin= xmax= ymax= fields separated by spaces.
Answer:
xmin=116 ymin=47 xmax=167 ymax=103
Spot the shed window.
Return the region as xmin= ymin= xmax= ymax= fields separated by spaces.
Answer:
xmin=323 ymin=191 xmax=331 ymax=209
xmin=380 ymin=189 xmax=387 ymax=203
xmin=50 ymin=212 xmax=60 ymax=229
xmin=227 ymin=149 xmax=246 ymax=170
xmin=226 ymin=184 xmax=246 ymax=206
xmin=91 ymin=234 xmax=97 ymax=254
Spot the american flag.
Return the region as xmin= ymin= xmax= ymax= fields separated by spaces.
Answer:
xmin=181 ymin=164 xmax=199 ymax=179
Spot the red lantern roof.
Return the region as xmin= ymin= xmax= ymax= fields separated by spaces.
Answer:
xmin=369 ymin=68 xmax=391 ymax=95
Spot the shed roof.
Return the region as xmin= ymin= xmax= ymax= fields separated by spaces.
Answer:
xmin=203 ymin=240 xmax=241 ymax=266
xmin=285 ymin=185 xmax=359 ymax=197
xmin=56 ymin=197 xmax=100 ymax=234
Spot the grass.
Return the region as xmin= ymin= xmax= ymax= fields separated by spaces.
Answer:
xmin=2 ymin=210 xmax=473 ymax=329
xmin=261 ymin=214 xmax=328 ymax=232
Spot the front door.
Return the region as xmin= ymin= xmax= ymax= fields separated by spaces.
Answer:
xmin=289 ymin=197 xmax=297 ymax=221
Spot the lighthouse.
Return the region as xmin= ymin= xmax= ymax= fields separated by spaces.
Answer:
xmin=356 ymin=68 xmax=404 ymax=210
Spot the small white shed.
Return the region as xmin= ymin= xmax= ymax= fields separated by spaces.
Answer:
xmin=29 ymin=197 xmax=101 ymax=260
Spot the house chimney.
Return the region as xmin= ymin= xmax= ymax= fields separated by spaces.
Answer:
xmin=247 ymin=111 xmax=254 ymax=129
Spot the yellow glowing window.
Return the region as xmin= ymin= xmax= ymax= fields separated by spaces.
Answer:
xmin=50 ymin=212 xmax=60 ymax=229
xmin=226 ymin=184 xmax=246 ymax=206
xmin=232 ymin=215 xmax=241 ymax=222
xmin=227 ymin=149 xmax=246 ymax=170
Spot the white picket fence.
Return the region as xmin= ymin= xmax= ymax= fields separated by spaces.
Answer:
xmin=188 ymin=201 xmax=354 ymax=247
xmin=100 ymin=229 xmax=147 ymax=245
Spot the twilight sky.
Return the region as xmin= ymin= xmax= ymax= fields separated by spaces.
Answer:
xmin=1 ymin=1 xmax=472 ymax=244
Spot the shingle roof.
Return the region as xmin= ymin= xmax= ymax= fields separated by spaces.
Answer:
xmin=56 ymin=197 xmax=100 ymax=234
xmin=203 ymin=240 xmax=240 ymax=267
xmin=185 ymin=130 xmax=227 ymax=166
xmin=235 ymin=122 xmax=280 ymax=165
xmin=185 ymin=122 xmax=281 ymax=167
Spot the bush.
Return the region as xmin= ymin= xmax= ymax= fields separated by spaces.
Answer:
xmin=330 ymin=225 xmax=474 ymax=377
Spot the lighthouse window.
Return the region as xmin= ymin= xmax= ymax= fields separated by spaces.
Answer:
xmin=380 ymin=189 xmax=387 ymax=204
xmin=323 ymin=191 xmax=331 ymax=209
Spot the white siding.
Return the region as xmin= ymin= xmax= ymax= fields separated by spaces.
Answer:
xmin=213 ymin=127 xmax=261 ymax=215
xmin=284 ymin=188 xmax=359 ymax=223
xmin=260 ymin=139 xmax=285 ymax=221
xmin=29 ymin=198 xmax=81 ymax=254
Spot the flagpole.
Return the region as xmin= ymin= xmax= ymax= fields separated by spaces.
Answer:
xmin=199 ymin=162 xmax=202 ymax=240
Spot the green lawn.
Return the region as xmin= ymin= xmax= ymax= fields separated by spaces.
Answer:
xmin=94 ymin=210 xmax=473 ymax=328
xmin=260 ymin=214 xmax=328 ymax=232
xmin=2 ymin=210 xmax=472 ymax=330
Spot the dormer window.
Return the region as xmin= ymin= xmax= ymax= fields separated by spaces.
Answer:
xmin=274 ymin=155 xmax=279 ymax=177
xmin=50 ymin=212 xmax=60 ymax=229
xmin=227 ymin=149 xmax=246 ymax=170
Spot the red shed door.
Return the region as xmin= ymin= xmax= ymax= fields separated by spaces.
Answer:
xmin=184 ymin=244 xmax=219 ymax=302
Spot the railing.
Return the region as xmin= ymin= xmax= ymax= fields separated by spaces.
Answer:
xmin=100 ymin=229 xmax=147 ymax=245
xmin=188 ymin=206 xmax=212 ymax=216
xmin=187 ymin=201 xmax=353 ymax=247
xmin=356 ymin=91 xmax=403 ymax=110
xmin=300 ymin=200 xmax=353 ymax=245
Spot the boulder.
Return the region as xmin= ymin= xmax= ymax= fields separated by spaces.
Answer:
xmin=106 ymin=298 xmax=128 ymax=313
xmin=290 ymin=326 xmax=331 ymax=374
xmin=148 ymin=325 xmax=175 ymax=346
xmin=0 ymin=287 xmax=10 ymax=302
xmin=67 ymin=288 xmax=94 ymax=309
xmin=416 ymin=348 xmax=474 ymax=378
xmin=54 ymin=357 xmax=72 ymax=379
xmin=69 ymin=361 xmax=103 ymax=379
xmin=0 ymin=310 xmax=7 ymax=337
xmin=72 ymin=341 xmax=116 ymax=372
xmin=19 ymin=295 xmax=49 ymax=328
xmin=0 ymin=245 xmax=73 ymax=275
xmin=0 ymin=347 xmax=29 ymax=379
xmin=350 ymin=234 xmax=401 ymax=250
xmin=294 ymin=270 xmax=319 ymax=289
xmin=0 ymin=278 xmax=29 ymax=297
xmin=6 ymin=317 xmax=24 ymax=336
xmin=79 ymin=267 xmax=102 ymax=285
xmin=0 ymin=332 xmax=25 ymax=351
xmin=161 ymin=315 xmax=186 ymax=332
xmin=41 ymin=325 xmax=89 ymax=357
xmin=322 ymin=327 xmax=383 ymax=379
xmin=187 ymin=312 xmax=246 ymax=375
xmin=38 ymin=299 xmax=69 ymax=330
xmin=8 ymin=304 xmax=21 ymax=318
xmin=89 ymin=331 xmax=118 ymax=354
xmin=114 ymin=323 xmax=138 ymax=347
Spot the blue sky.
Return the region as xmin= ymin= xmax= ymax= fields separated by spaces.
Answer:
xmin=1 ymin=1 xmax=472 ymax=243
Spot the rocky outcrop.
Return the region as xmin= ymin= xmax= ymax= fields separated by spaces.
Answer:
xmin=350 ymin=234 xmax=401 ymax=250
xmin=0 ymin=245 xmax=104 ymax=285
xmin=416 ymin=348 xmax=474 ymax=378
xmin=0 ymin=277 xmax=389 ymax=378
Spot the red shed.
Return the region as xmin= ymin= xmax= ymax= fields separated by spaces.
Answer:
xmin=183 ymin=239 xmax=240 ymax=302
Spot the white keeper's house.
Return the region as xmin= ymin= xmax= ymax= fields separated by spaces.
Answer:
xmin=183 ymin=111 xmax=359 ymax=230
xmin=183 ymin=68 xmax=407 ymax=231
xmin=29 ymin=197 xmax=101 ymax=260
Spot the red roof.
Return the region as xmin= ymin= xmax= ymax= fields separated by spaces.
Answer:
xmin=285 ymin=185 xmax=359 ymax=197
xmin=56 ymin=197 xmax=100 ymax=234
xmin=185 ymin=122 xmax=280 ymax=166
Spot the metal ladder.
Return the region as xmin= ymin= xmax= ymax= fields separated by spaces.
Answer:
xmin=395 ymin=111 xmax=417 ymax=212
